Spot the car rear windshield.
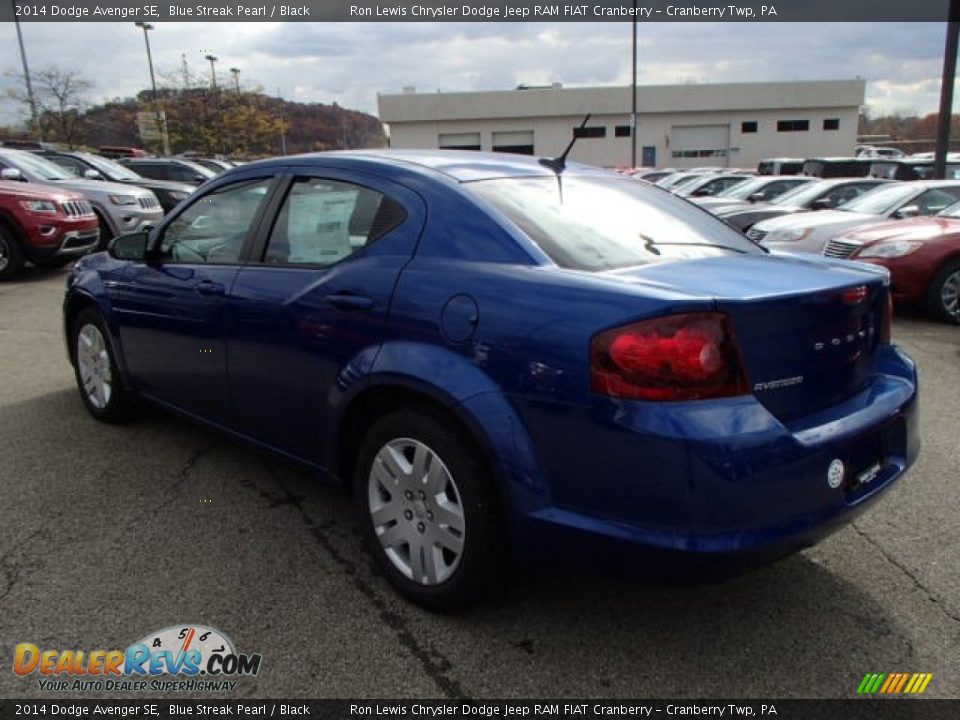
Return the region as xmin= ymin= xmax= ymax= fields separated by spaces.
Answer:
xmin=467 ymin=175 xmax=764 ymax=272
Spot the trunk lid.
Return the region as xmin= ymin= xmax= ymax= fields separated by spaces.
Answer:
xmin=605 ymin=254 xmax=890 ymax=422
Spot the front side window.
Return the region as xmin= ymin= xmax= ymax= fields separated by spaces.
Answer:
xmin=263 ymin=178 xmax=406 ymax=266
xmin=160 ymin=178 xmax=273 ymax=263
xmin=468 ymin=175 xmax=763 ymax=272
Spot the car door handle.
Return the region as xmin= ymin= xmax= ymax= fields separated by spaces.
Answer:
xmin=327 ymin=293 xmax=374 ymax=311
xmin=194 ymin=280 xmax=226 ymax=296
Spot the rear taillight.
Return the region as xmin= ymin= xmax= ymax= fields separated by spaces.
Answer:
xmin=590 ymin=313 xmax=749 ymax=401
xmin=880 ymin=291 xmax=893 ymax=344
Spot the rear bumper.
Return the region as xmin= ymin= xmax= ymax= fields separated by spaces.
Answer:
xmin=507 ymin=344 xmax=918 ymax=571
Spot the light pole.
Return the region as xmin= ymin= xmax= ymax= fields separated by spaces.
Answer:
xmin=13 ymin=1 xmax=39 ymax=138
xmin=134 ymin=22 xmax=169 ymax=155
xmin=230 ymin=67 xmax=240 ymax=93
xmin=934 ymin=0 xmax=960 ymax=179
xmin=205 ymin=54 xmax=218 ymax=89
xmin=631 ymin=0 xmax=638 ymax=168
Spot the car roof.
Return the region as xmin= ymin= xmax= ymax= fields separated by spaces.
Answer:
xmin=243 ymin=149 xmax=613 ymax=183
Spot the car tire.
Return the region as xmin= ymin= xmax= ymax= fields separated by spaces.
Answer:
xmin=94 ymin=212 xmax=114 ymax=251
xmin=354 ymin=407 xmax=505 ymax=611
xmin=71 ymin=308 xmax=136 ymax=423
xmin=925 ymin=258 xmax=960 ymax=325
xmin=0 ymin=225 xmax=25 ymax=281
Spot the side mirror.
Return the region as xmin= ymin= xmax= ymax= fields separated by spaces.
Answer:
xmin=748 ymin=192 xmax=767 ymax=203
xmin=692 ymin=187 xmax=711 ymax=197
xmin=812 ymin=197 xmax=833 ymax=210
xmin=193 ymin=175 xmax=207 ymax=185
xmin=1 ymin=167 xmax=25 ymax=182
xmin=894 ymin=205 xmax=920 ymax=219
xmin=108 ymin=230 xmax=152 ymax=261
xmin=83 ymin=169 xmax=103 ymax=180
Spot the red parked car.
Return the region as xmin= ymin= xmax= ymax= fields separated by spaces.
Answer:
xmin=823 ymin=204 xmax=960 ymax=324
xmin=0 ymin=179 xmax=99 ymax=280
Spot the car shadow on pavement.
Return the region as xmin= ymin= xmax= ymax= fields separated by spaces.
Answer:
xmin=0 ymin=387 xmax=918 ymax=699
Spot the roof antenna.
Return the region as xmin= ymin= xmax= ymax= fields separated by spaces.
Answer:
xmin=539 ymin=113 xmax=591 ymax=173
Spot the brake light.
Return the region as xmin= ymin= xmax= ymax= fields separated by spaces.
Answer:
xmin=880 ymin=291 xmax=893 ymax=344
xmin=590 ymin=313 xmax=749 ymax=401
xmin=841 ymin=285 xmax=868 ymax=305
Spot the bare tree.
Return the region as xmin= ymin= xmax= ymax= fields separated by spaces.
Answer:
xmin=6 ymin=65 xmax=92 ymax=147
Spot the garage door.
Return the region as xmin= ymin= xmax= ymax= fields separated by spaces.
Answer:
xmin=670 ymin=125 xmax=730 ymax=168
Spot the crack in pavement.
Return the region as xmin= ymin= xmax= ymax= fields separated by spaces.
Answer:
xmin=0 ymin=528 xmax=45 ymax=604
xmin=852 ymin=522 xmax=960 ymax=625
xmin=254 ymin=460 xmax=467 ymax=699
xmin=162 ymin=447 xmax=212 ymax=501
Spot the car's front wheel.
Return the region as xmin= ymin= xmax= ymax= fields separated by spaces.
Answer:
xmin=0 ymin=226 xmax=25 ymax=281
xmin=71 ymin=308 xmax=135 ymax=422
xmin=355 ymin=408 xmax=505 ymax=610
xmin=927 ymin=258 xmax=960 ymax=324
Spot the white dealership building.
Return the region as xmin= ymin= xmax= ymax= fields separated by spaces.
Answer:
xmin=377 ymin=79 xmax=865 ymax=169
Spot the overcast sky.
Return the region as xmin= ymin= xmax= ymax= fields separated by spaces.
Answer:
xmin=0 ymin=21 xmax=951 ymax=125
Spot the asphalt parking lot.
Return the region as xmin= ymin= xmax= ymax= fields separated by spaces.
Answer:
xmin=0 ymin=267 xmax=958 ymax=700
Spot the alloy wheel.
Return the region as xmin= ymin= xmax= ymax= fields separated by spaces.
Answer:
xmin=76 ymin=324 xmax=113 ymax=410
xmin=367 ymin=438 xmax=465 ymax=585
xmin=941 ymin=269 xmax=960 ymax=320
xmin=0 ymin=236 xmax=9 ymax=272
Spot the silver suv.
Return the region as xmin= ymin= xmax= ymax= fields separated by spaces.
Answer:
xmin=0 ymin=149 xmax=162 ymax=248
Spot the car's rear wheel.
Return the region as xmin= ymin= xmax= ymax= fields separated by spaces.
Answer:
xmin=926 ymin=258 xmax=960 ymax=325
xmin=0 ymin=226 xmax=25 ymax=281
xmin=72 ymin=308 xmax=135 ymax=422
xmin=354 ymin=408 xmax=504 ymax=610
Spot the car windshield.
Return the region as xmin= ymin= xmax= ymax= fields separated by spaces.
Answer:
xmin=771 ymin=181 xmax=841 ymax=207
xmin=714 ymin=177 xmax=786 ymax=199
xmin=2 ymin=151 xmax=71 ymax=181
xmin=79 ymin=153 xmax=143 ymax=181
xmin=467 ymin=175 xmax=764 ymax=272
xmin=837 ymin=184 xmax=917 ymax=214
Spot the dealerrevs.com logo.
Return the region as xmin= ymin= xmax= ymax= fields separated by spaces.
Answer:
xmin=13 ymin=625 xmax=262 ymax=692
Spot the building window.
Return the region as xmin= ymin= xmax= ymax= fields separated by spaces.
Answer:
xmin=438 ymin=132 xmax=481 ymax=151
xmin=741 ymin=121 xmax=758 ymax=133
xmin=777 ymin=120 xmax=810 ymax=132
xmin=823 ymin=118 xmax=840 ymax=131
xmin=671 ymin=149 xmax=728 ymax=159
xmin=574 ymin=126 xmax=606 ymax=139
xmin=492 ymin=130 xmax=534 ymax=156
xmin=615 ymin=125 xmax=632 ymax=137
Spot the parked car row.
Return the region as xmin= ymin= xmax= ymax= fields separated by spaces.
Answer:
xmin=682 ymin=172 xmax=960 ymax=324
xmin=0 ymin=147 xmax=224 ymax=280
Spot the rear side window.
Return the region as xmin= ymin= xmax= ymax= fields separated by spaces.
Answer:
xmin=263 ymin=177 xmax=406 ymax=266
xmin=135 ymin=163 xmax=165 ymax=180
xmin=468 ymin=175 xmax=763 ymax=272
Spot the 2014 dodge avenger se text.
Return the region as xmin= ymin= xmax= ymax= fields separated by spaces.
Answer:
xmin=62 ymin=150 xmax=919 ymax=609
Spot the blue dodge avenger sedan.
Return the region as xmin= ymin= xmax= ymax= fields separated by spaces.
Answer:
xmin=64 ymin=151 xmax=918 ymax=609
